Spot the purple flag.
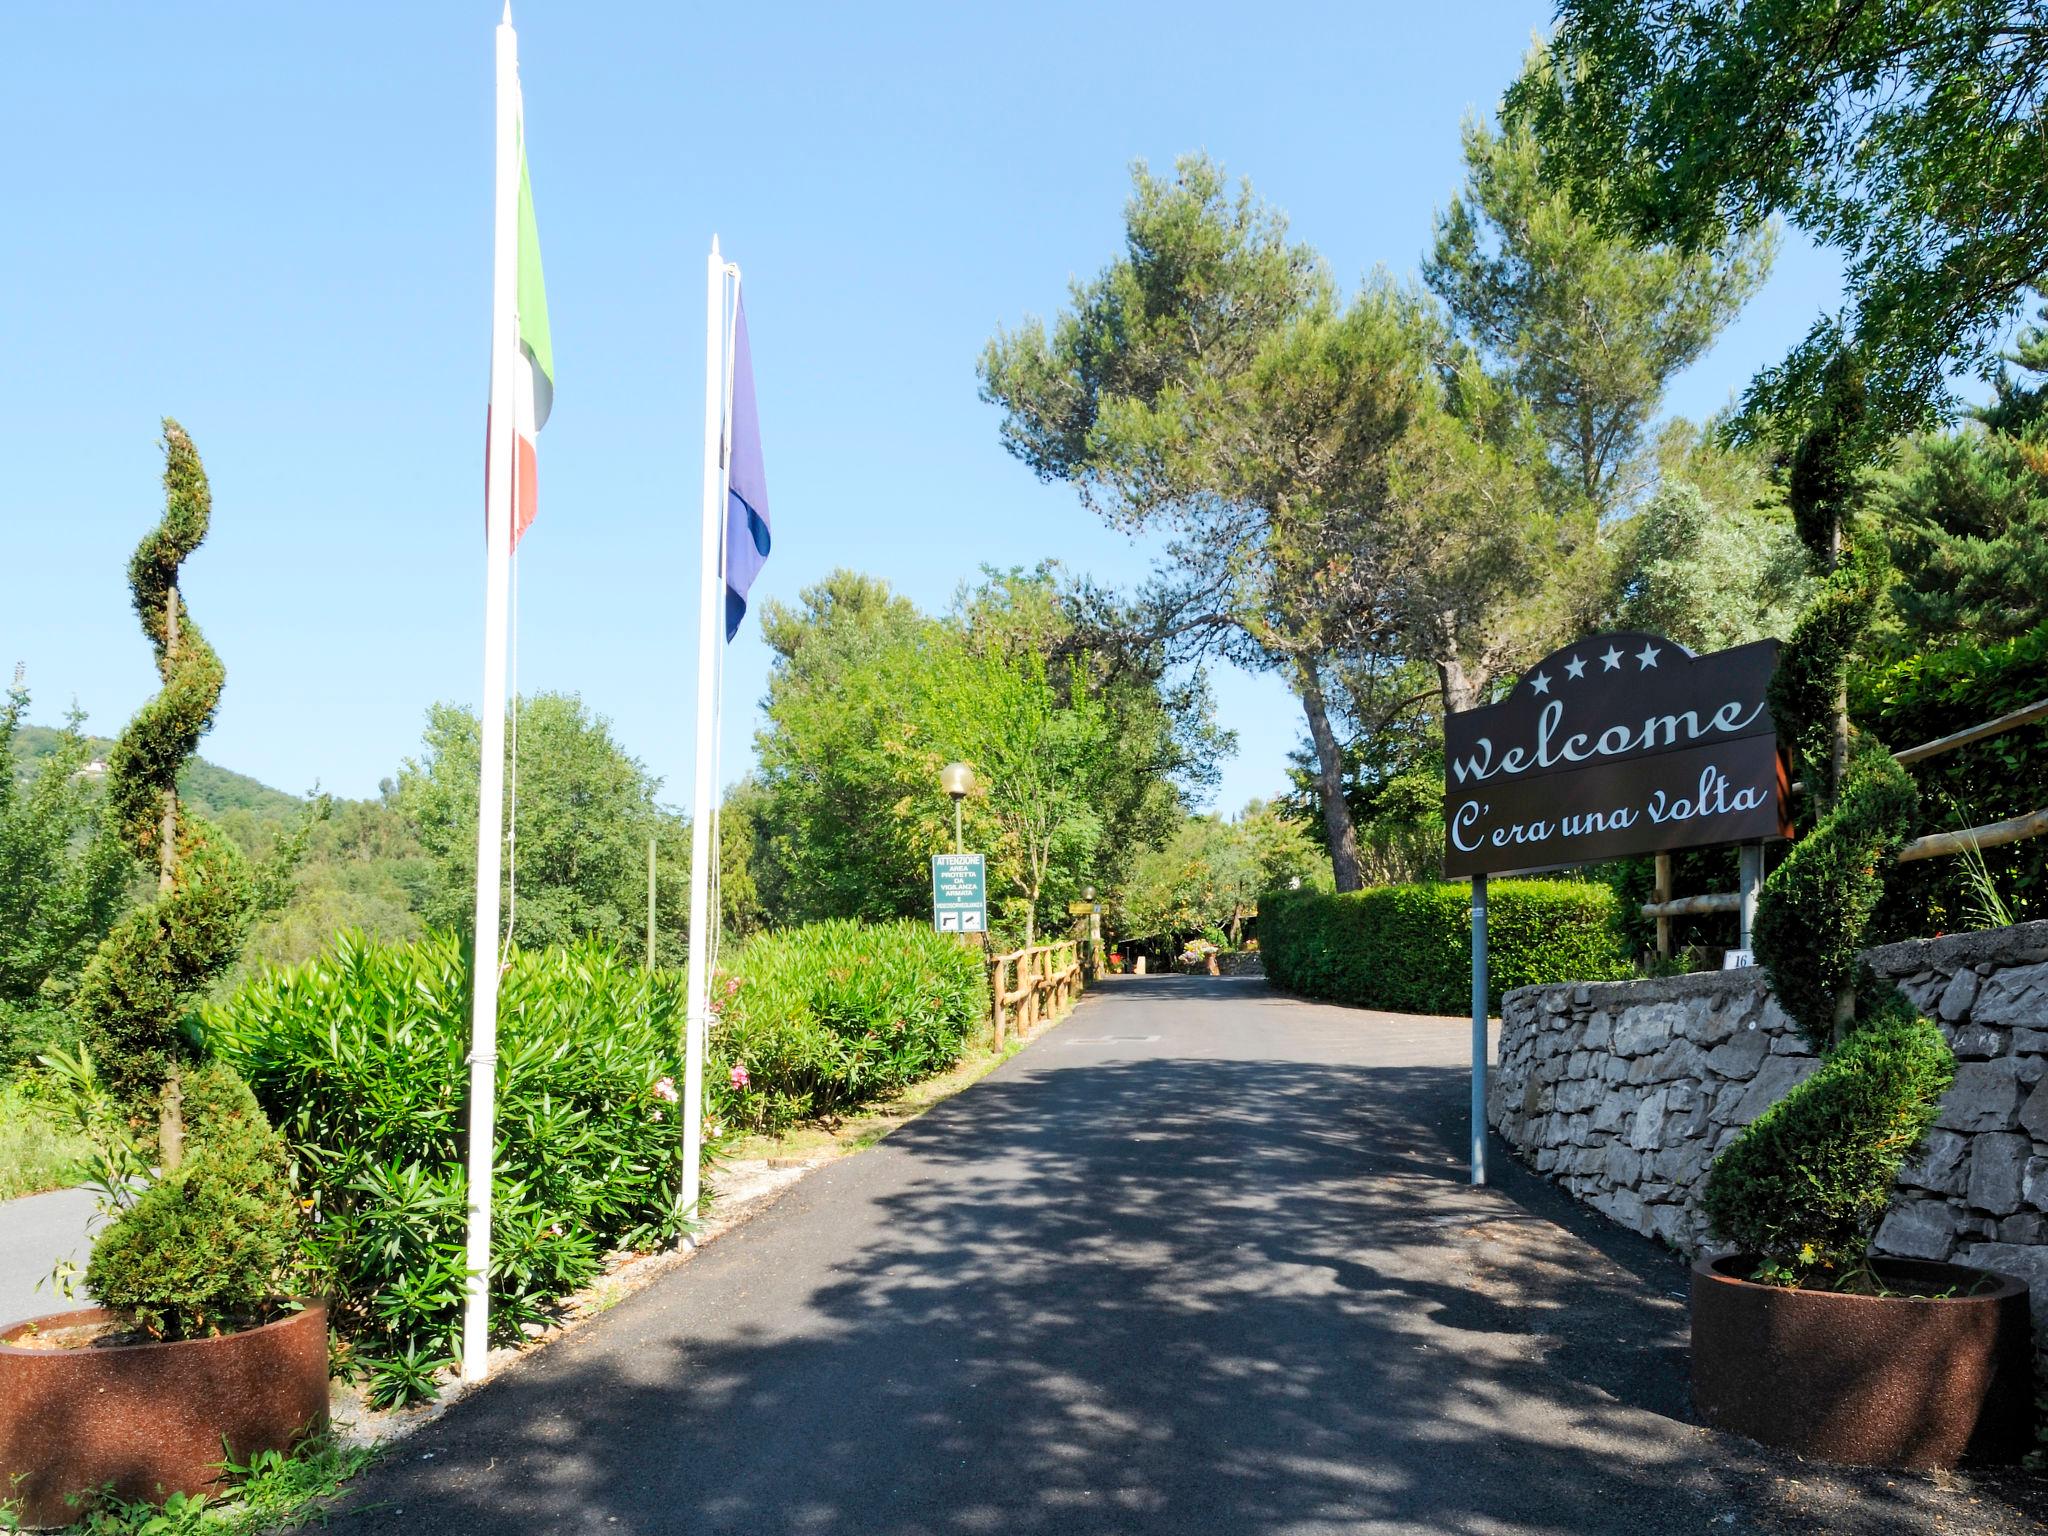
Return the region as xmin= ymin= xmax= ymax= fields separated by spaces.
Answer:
xmin=724 ymin=296 xmax=771 ymax=640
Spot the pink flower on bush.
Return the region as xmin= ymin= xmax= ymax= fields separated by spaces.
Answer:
xmin=729 ymin=1063 xmax=750 ymax=1090
xmin=725 ymin=975 xmax=742 ymax=995
xmin=652 ymin=1076 xmax=679 ymax=1103
xmin=651 ymin=1109 xmax=664 ymax=1122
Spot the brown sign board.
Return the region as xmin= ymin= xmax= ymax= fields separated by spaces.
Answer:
xmin=1441 ymin=632 xmax=1792 ymax=879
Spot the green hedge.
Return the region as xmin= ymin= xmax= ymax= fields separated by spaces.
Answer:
xmin=204 ymin=933 xmax=692 ymax=1405
xmin=1260 ymin=881 xmax=1631 ymax=1013
xmin=1853 ymin=621 xmax=2047 ymax=937
xmin=708 ymin=919 xmax=989 ymax=1133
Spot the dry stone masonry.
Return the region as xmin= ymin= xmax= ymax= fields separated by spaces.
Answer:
xmin=1490 ymin=921 xmax=2048 ymax=1347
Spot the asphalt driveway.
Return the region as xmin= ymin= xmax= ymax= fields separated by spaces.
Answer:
xmin=323 ymin=975 xmax=2047 ymax=1535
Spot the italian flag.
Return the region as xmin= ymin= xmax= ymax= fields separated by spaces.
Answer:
xmin=508 ymin=119 xmax=552 ymax=548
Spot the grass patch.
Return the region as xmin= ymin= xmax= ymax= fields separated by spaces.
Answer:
xmin=0 ymin=1079 xmax=92 ymax=1201
xmin=1 ymin=1433 xmax=377 ymax=1534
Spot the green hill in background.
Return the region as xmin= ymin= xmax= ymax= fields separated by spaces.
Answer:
xmin=13 ymin=723 xmax=307 ymax=825
xmin=11 ymin=723 xmax=427 ymax=972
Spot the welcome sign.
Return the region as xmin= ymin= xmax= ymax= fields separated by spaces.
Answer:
xmin=1441 ymin=632 xmax=1791 ymax=879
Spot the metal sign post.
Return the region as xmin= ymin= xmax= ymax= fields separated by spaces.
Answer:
xmin=1471 ymin=874 xmax=1488 ymax=1186
xmin=931 ymin=853 xmax=987 ymax=934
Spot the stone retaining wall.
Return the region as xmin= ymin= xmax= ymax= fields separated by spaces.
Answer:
xmin=1489 ymin=921 xmax=2048 ymax=1337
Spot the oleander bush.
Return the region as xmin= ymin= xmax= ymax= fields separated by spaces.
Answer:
xmin=708 ymin=919 xmax=990 ymax=1133
xmin=204 ymin=932 xmax=693 ymax=1401
xmin=1258 ymin=881 xmax=1631 ymax=1013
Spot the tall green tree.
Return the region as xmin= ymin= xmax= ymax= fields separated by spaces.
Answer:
xmin=0 ymin=681 xmax=130 ymax=1063
xmin=396 ymin=692 xmax=692 ymax=963
xmin=1871 ymin=316 xmax=2048 ymax=650
xmin=1119 ymin=802 xmax=1324 ymax=946
xmin=1606 ymin=479 xmax=1811 ymax=652
xmin=1378 ymin=360 xmax=1588 ymax=712
xmin=1518 ymin=0 xmax=2048 ymax=430
xmin=752 ymin=572 xmax=935 ymax=923
xmin=751 ymin=569 xmax=1200 ymax=941
xmin=1426 ymin=90 xmax=1774 ymax=512
xmin=982 ymin=157 xmax=1454 ymax=889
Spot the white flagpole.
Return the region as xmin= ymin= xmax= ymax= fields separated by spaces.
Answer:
xmin=461 ymin=2 xmax=521 ymax=1383
xmin=679 ymin=238 xmax=726 ymax=1230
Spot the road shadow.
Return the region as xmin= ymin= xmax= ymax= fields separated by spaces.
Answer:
xmin=326 ymin=1014 xmax=2048 ymax=1536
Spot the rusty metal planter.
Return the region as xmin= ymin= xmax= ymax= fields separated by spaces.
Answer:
xmin=1691 ymin=1254 xmax=2031 ymax=1468
xmin=0 ymin=1302 xmax=328 ymax=1528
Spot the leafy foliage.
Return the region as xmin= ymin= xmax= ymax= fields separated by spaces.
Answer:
xmin=707 ymin=920 xmax=989 ymax=1134
xmin=1606 ymin=479 xmax=1811 ymax=653
xmin=1519 ymin=0 xmax=2048 ymax=429
xmin=204 ymin=933 xmax=697 ymax=1399
xmin=85 ymin=1063 xmax=305 ymax=1340
xmin=1703 ymin=997 xmax=1955 ymax=1283
xmin=1426 ymin=77 xmax=1773 ymax=512
xmin=396 ymin=693 xmax=693 ymax=963
xmin=1855 ymin=620 xmax=2048 ymax=937
xmin=0 ymin=687 xmax=130 ymax=1070
xmin=1118 ymin=802 xmax=1325 ymax=945
xmin=1751 ymin=743 xmax=1918 ymax=1050
xmin=751 ymin=569 xmax=1195 ymax=943
xmin=1258 ymin=881 xmax=1631 ymax=1014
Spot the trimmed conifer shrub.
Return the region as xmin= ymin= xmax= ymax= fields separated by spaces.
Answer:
xmin=1701 ymin=998 xmax=1955 ymax=1280
xmin=85 ymin=1063 xmax=306 ymax=1340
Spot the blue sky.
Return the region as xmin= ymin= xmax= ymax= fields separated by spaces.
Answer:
xmin=2 ymin=1 xmax=1843 ymax=816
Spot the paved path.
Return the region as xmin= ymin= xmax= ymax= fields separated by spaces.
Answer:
xmin=329 ymin=977 xmax=2045 ymax=1536
xmin=0 ymin=1183 xmax=98 ymax=1327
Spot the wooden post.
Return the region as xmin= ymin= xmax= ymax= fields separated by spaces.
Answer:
xmin=992 ymin=952 xmax=1006 ymax=1048
xmin=1653 ymin=853 xmax=1673 ymax=959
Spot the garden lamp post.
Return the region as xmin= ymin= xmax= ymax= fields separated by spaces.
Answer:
xmin=941 ymin=761 xmax=975 ymax=854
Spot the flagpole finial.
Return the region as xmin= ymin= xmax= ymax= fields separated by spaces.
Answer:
xmin=500 ymin=2 xmax=512 ymax=24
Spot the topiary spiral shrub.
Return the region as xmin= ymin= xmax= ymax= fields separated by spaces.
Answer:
xmin=204 ymin=932 xmax=695 ymax=1401
xmin=708 ymin=919 xmax=991 ymax=1133
xmin=1258 ymin=881 xmax=1632 ymax=1014
xmin=85 ymin=1062 xmax=306 ymax=1340
xmin=72 ymin=421 xmax=251 ymax=1114
xmin=1704 ymin=355 xmax=1958 ymax=1288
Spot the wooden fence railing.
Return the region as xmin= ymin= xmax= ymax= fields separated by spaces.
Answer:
xmin=991 ymin=939 xmax=1083 ymax=1046
xmin=1642 ymin=696 xmax=2048 ymax=939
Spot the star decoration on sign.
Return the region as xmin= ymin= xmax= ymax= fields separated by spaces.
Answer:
xmin=1564 ymin=654 xmax=1586 ymax=680
xmin=1529 ymin=670 xmax=1551 ymax=695
xmin=1599 ymin=646 xmax=1624 ymax=671
xmin=1636 ymin=643 xmax=1662 ymax=669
